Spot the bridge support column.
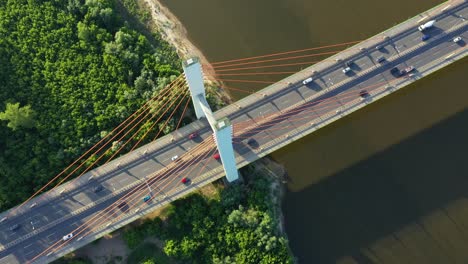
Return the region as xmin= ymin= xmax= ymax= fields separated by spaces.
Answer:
xmin=183 ymin=58 xmax=206 ymax=119
xmin=182 ymin=58 xmax=239 ymax=182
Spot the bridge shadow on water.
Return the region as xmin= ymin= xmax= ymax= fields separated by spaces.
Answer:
xmin=283 ymin=107 xmax=468 ymax=264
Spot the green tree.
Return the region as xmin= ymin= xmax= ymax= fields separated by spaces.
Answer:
xmin=0 ymin=102 xmax=36 ymax=130
xmin=141 ymin=258 xmax=156 ymax=264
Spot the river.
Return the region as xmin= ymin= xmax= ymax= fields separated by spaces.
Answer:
xmin=158 ymin=0 xmax=468 ymax=263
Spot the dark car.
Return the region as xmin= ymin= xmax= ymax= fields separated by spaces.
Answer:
xmin=345 ymin=61 xmax=354 ymax=67
xmin=421 ymin=34 xmax=430 ymax=41
xmin=188 ymin=132 xmax=198 ymax=140
xmin=247 ymin=138 xmax=259 ymax=149
xmin=390 ymin=67 xmax=401 ymax=77
xmin=376 ymin=56 xmax=386 ymax=63
xmin=117 ymin=201 xmax=129 ymax=212
xmin=359 ymin=90 xmax=370 ymax=99
xmin=93 ymin=185 xmax=103 ymax=193
xmin=9 ymin=224 xmax=20 ymax=231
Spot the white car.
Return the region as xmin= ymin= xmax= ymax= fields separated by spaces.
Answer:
xmin=171 ymin=155 xmax=179 ymax=161
xmin=453 ymin=36 xmax=462 ymax=43
xmin=342 ymin=67 xmax=351 ymax=74
xmin=302 ymin=77 xmax=313 ymax=85
xmin=63 ymin=233 xmax=74 ymax=241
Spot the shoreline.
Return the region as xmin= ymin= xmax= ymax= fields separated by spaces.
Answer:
xmin=141 ymin=0 xmax=217 ymax=82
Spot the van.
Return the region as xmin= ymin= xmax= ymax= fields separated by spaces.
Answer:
xmin=302 ymin=77 xmax=313 ymax=85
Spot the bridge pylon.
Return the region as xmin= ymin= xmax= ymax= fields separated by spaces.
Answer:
xmin=182 ymin=57 xmax=239 ymax=182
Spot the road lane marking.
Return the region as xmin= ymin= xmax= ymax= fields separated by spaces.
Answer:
xmin=24 ymin=243 xmax=33 ymax=249
xmin=25 ymin=250 xmax=36 ymax=256
xmin=417 ymin=16 xmax=428 ymax=23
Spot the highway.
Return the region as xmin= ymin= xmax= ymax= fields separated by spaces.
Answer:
xmin=0 ymin=1 xmax=467 ymax=263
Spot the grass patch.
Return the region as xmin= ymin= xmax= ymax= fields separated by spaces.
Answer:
xmin=127 ymin=242 xmax=173 ymax=264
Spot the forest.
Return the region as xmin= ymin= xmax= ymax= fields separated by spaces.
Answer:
xmin=121 ymin=170 xmax=293 ymax=264
xmin=0 ymin=0 xmax=182 ymax=210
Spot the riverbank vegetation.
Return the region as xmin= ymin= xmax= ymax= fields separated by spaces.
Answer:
xmin=120 ymin=165 xmax=293 ymax=264
xmin=0 ymin=0 xmax=185 ymax=210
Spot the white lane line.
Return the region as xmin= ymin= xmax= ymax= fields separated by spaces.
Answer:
xmin=118 ymin=178 xmax=130 ymax=185
xmin=46 ymin=232 xmax=56 ymax=242
xmin=25 ymin=250 xmax=36 ymax=256
xmin=445 ymin=52 xmax=455 ymax=59
xmin=417 ymin=16 xmax=428 ymax=23
xmin=24 ymin=243 xmax=33 ymax=249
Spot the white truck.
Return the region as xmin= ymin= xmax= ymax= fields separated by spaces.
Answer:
xmin=418 ymin=20 xmax=435 ymax=31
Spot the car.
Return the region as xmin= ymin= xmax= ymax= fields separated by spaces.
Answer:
xmin=376 ymin=56 xmax=385 ymax=63
xmin=143 ymin=195 xmax=151 ymax=202
xmin=453 ymin=36 xmax=462 ymax=43
xmin=93 ymin=185 xmax=103 ymax=193
xmin=342 ymin=67 xmax=351 ymax=74
xmin=63 ymin=233 xmax=74 ymax=241
xmin=302 ymin=77 xmax=313 ymax=85
xmin=9 ymin=224 xmax=20 ymax=231
xmin=171 ymin=155 xmax=179 ymax=161
xmin=213 ymin=153 xmax=221 ymax=160
xmin=345 ymin=61 xmax=353 ymax=67
xmin=390 ymin=67 xmax=401 ymax=77
xmin=247 ymin=138 xmax=259 ymax=149
xmin=181 ymin=177 xmax=190 ymax=184
xmin=188 ymin=132 xmax=198 ymax=139
xmin=359 ymin=90 xmax=370 ymax=98
xmin=117 ymin=201 xmax=128 ymax=212
xmin=375 ymin=45 xmax=382 ymax=50
xmin=421 ymin=34 xmax=430 ymax=41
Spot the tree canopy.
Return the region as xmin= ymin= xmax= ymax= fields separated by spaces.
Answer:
xmin=0 ymin=102 xmax=36 ymax=130
xmin=0 ymin=0 xmax=182 ymax=210
xmin=123 ymin=173 xmax=293 ymax=263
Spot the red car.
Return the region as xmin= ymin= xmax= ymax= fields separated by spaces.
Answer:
xmin=188 ymin=132 xmax=198 ymax=140
xmin=181 ymin=177 xmax=189 ymax=184
xmin=213 ymin=153 xmax=220 ymax=160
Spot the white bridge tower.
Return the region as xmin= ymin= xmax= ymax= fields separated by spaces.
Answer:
xmin=182 ymin=58 xmax=239 ymax=182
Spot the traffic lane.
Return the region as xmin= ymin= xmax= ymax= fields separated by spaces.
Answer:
xmin=0 ymin=132 xmax=204 ymax=236
xmin=272 ymin=90 xmax=304 ymax=112
xmin=243 ymin=37 xmax=463 ymax=143
xmin=0 ymin=160 xmax=181 ymax=261
xmin=237 ymin=25 xmax=468 ymax=153
xmin=226 ymin=4 xmax=466 ymax=125
xmin=405 ymin=35 xmax=465 ymax=70
xmin=2 ymin=191 xmax=127 ymax=262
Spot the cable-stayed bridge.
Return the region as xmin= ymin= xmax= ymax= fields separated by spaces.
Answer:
xmin=0 ymin=1 xmax=467 ymax=263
